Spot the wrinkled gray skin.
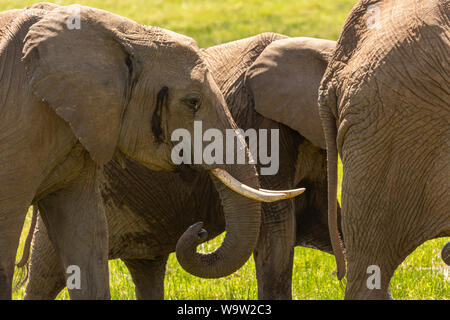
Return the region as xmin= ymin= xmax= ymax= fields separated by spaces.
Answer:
xmin=0 ymin=4 xmax=266 ymax=299
xmin=22 ymin=32 xmax=340 ymax=299
xmin=319 ymin=0 xmax=450 ymax=299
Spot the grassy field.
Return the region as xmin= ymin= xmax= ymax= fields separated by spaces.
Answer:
xmin=3 ymin=0 xmax=449 ymax=300
xmin=1 ymin=0 xmax=353 ymax=47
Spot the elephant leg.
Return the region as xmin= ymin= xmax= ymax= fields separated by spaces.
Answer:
xmin=344 ymin=248 xmax=404 ymax=300
xmin=341 ymin=183 xmax=433 ymax=299
xmin=341 ymin=192 xmax=406 ymax=299
xmin=442 ymin=242 xmax=450 ymax=266
xmin=0 ymin=203 xmax=29 ymax=299
xmin=253 ymin=199 xmax=295 ymax=300
xmin=37 ymin=163 xmax=110 ymax=300
xmin=122 ymin=256 xmax=168 ymax=300
xmin=24 ymin=215 xmax=66 ymax=300
xmin=341 ymin=153 xmax=448 ymax=299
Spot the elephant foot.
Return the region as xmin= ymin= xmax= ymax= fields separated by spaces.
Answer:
xmin=441 ymin=242 xmax=450 ymax=266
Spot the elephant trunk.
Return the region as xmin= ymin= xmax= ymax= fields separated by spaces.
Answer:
xmin=175 ymin=89 xmax=304 ymax=278
xmin=175 ymin=163 xmax=262 ymax=278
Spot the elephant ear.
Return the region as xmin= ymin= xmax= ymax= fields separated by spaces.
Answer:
xmin=22 ymin=5 xmax=136 ymax=165
xmin=245 ymin=37 xmax=336 ymax=149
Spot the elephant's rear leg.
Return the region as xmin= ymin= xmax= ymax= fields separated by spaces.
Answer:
xmin=344 ymin=249 xmax=402 ymax=300
xmin=253 ymin=200 xmax=295 ymax=299
xmin=442 ymin=242 xmax=450 ymax=266
xmin=341 ymin=186 xmax=447 ymax=299
xmin=37 ymin=162 xmax=110 ymax=300
xmin=122 ymin=256 xmax=168 ymax=300
xmin=24 ymin=215 xmax=66 ymax=300
xmin=342 ymin=192 xmax=423 ymax=300
xmin=0 ymin=199 xmax=32 ymax=299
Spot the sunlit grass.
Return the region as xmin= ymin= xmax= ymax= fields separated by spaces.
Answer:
xmin=12 ymin=158 xmax=449 ymax=300
xmin=161 ymin=235 xmax=448 ymax=300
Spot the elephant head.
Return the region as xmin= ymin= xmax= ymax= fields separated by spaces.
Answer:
xmin=20 ymin=5 xmax=303 ymax=278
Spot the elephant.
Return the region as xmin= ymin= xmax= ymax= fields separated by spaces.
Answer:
xmin=0 ymin=4 xmax=301 ymax=299
xmin=318 ymin=0 xmax=450 ymax=299
xmin=19 ymin=30 xmax=340 ymax=299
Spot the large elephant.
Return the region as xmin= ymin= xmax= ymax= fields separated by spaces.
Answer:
xmin=20 ymin=32 xmax=339 ymax=299
xmin=0 ymin=4 xmax=299 ymax=299
xmin=318 ymin=0 xmax=450 ymax=299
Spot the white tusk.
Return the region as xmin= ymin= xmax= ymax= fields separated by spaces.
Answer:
xmin=259 ymin=187 xmax=306 ymax=198
xmin=210 ymin=168 xmax=305 ymax=202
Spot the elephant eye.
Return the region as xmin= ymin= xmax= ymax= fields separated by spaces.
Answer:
xmin=183 ymin=93 xmax=202 ymax=112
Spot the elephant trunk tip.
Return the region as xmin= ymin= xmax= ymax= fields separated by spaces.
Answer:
xmin=177 ymin=221 xmax=208 ymax=247
xmin=187 ymin=221 xmax=209 ymax=242
xmin=176 ymin=221 xmax=223 ymax=279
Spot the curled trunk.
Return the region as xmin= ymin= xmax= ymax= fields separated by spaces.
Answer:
xmin=175 ymin=163 xmax=261 ymax=278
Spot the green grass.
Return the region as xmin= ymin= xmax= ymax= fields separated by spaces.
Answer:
xmin=12 ymin=211 xmax=449 ymax=300
xmin=1 ymin=0 xmax=353 ymax=47
xmin=5 ymin=0 xmax=449 ymax=300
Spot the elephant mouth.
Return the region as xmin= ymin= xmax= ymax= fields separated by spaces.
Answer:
xmin=209 ymin=168 xmax=305 ymax=202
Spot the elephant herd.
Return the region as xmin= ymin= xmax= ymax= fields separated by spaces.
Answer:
xmin=0 ymin=1 xmax=448 ymax=300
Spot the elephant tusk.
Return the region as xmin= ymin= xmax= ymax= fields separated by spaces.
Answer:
xmin=259 ymin=187 xmax=306 ymax=198
xmin=210 ymin=168 xmax=305 ymax=202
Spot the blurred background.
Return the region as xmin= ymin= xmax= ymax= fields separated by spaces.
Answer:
xmin=2 ymin=0 xmax=448 ymax=300
xmin=2 ymin=0 xmax=355 ymax=46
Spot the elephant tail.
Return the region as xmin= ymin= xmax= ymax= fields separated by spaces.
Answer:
xmin=13 ymin=205 xmax=38 ymax=291
xmin=318 ymin=81 xmax=346 ymax=280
